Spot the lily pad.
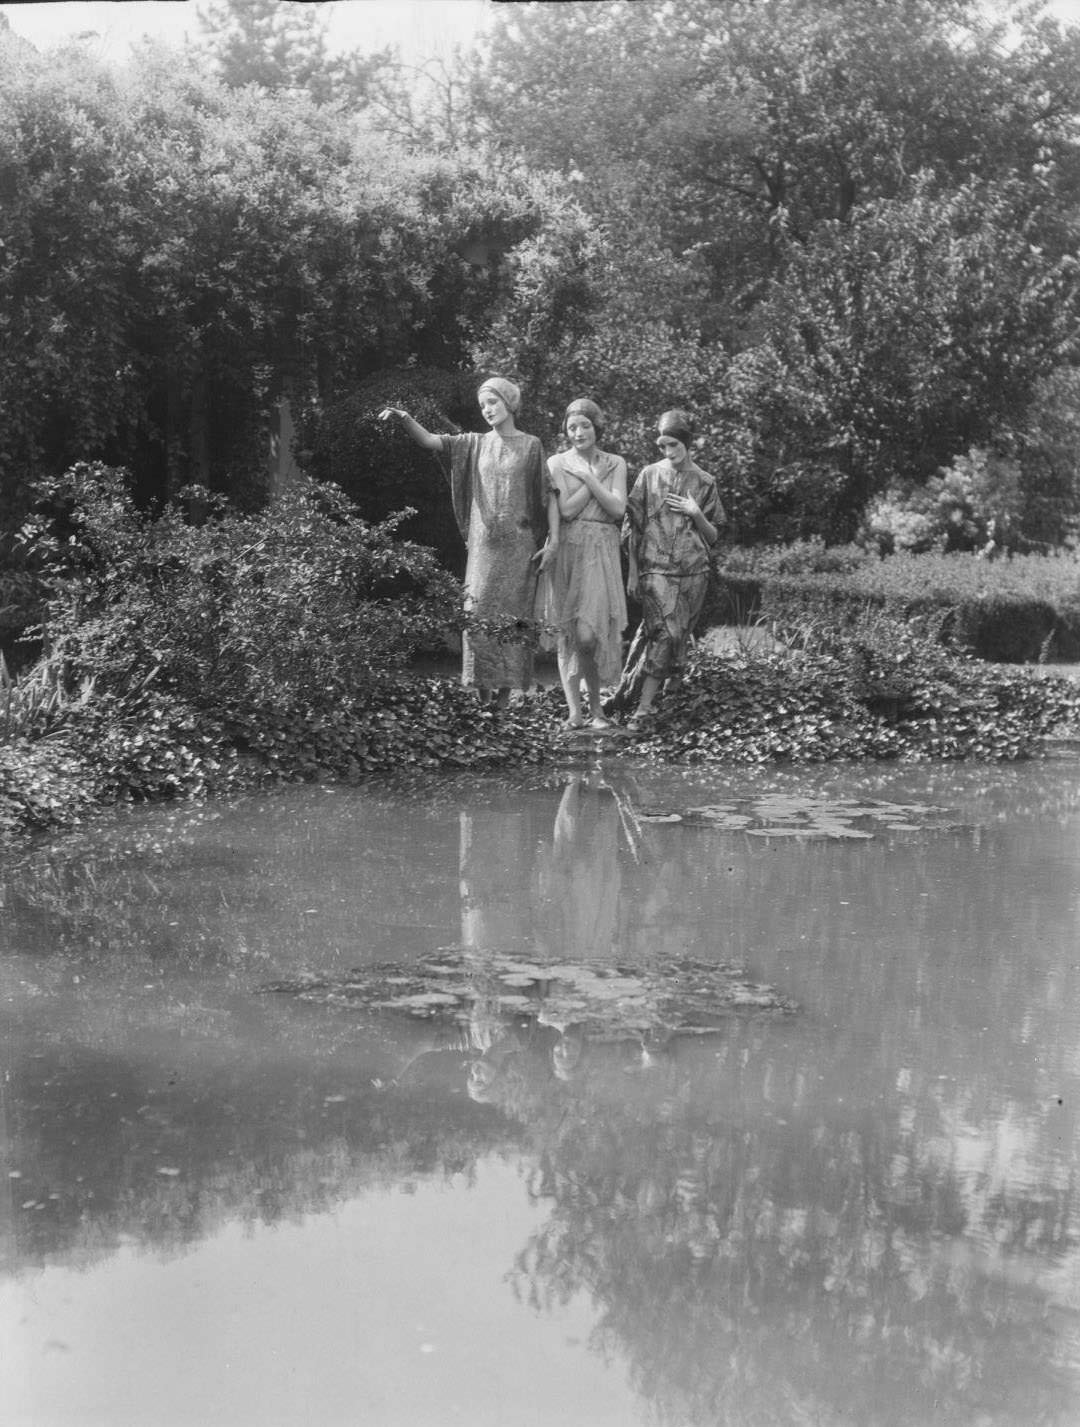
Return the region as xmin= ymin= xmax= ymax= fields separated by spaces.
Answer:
xmin=258 ymin=948 xmax=797 ymax=1039
xmin=638 ymin=793 xmax=957 ymax=841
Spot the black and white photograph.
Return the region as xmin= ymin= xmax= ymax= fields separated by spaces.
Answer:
xmin=3 ymin=1 xmax=1080 ymax=1423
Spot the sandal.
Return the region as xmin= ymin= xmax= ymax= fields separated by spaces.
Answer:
xmin=560 ymin=715 xmax=586 ymax=732
xmin=589 ymin=715 xmax=612 ymax=730
xmin=625 ymin=711 xmax=655 ymax=735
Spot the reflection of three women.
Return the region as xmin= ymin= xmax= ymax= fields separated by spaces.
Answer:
xmin=380 ymin=376 xmax=723 ymax=730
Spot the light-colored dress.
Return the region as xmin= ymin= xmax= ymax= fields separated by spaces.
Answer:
xmin=544 ymin=450 xmax=628 ymax=686
xmin=441 ymin=430 xmax=548 ymax=690
xmin=623 ymin=459 xmax=722 ymax=680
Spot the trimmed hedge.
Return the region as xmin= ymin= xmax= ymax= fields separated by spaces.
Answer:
xmin=711 ymin=547 xmax=1080 ymax=662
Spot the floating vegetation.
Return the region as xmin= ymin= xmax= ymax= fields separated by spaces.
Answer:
xmin=636 ymin=792 xmax=966 ymax=841
xmin=258 ymin=949 xmax=797 ymax=1039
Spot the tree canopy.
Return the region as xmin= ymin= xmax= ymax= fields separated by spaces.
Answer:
xmin=465 ymin=0 xmax=1080 ymax=541
xmin=0 ymin=33 xmax=582 ymax=538
xmin=2 ymin=0 xmax=1080 ymax=551
xmin=194 ymin=0 xmax=386 ymax=105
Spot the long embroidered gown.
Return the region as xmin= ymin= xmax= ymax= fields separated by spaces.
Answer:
xmin=441 ymin=430 xmax=548 ymax=690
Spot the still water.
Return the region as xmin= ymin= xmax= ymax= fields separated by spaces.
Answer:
xmin=2 ymin=757 xmax=1079 ymax=1427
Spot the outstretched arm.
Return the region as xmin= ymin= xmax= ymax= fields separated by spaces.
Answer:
xmin=378 ymin=407 xmax=444 ymax=453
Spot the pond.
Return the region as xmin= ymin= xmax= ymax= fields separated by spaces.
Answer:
xmin=2 ymin=756 xmax=1079 ymax=1426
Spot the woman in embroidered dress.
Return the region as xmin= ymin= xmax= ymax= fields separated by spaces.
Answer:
xmin=620 ymin=409 xmax=723 ymax=733
xmin=544 ymin=398 xmax=628 ymax=730
xmin=379 ymin=378 xmax=556 ymax=707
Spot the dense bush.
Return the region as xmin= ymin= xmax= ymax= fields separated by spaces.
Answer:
xmin=17 ymin=462 xmax=466 ymax=712
xmin=861 ymin=448 xmax=1034 ymax=555
xmin=0 ymin=461 xmax=561 ymax=842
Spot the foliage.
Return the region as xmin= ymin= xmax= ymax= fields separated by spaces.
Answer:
xmin=4 ymin=479 xmax=1078 ymax=846
xmin=0 ymin=461 xmax=561 ymax=841
xmin=858 ymin=369 xmax=1080 ymax=558
xmin=474 ymin=0 xmax=1080 ymax=303
xmin=999 ymin=365 xmax=1080 ymax=550
xmin=298 ymin=366 xmax=481 ymax=572
xmin=713 ymin=546 xmax=1080 ymax=660
xmin=6 ymin=3 xmax=1080 ymax=550
xmin=0 ymin=38 xmax=561 ymax=537
xmin=708 ymin=180 xmax=1080 ymax=540
xmin=0 ymin=737 xmax=100 ymax=842
xmin=194 ymin=0 xmax=386 ymax=104
xmin=720 ymin=537 xmax=870 ymax=580
xmin=469 ymin=0 xmax=1080 ymax=542
xmin=639 ymin=630 xmax=1080 ymax=765
xmin=18 ymin=462 xmax=465 ymax=708
xmin=860 ymin=448 xmax=1029 ymax=555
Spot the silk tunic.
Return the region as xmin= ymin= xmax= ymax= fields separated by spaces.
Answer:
xmin=623 ymin=459 xmax=722 ymax=680
xmin=543 ymin=449 xmax=628 ymax=686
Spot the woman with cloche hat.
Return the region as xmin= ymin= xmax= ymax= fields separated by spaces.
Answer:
xmin=381 ymin=377 xmax=557 ymax=707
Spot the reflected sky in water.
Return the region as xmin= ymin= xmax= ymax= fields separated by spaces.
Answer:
xmin=2 ymin=759 xmax=1079 ymax=1425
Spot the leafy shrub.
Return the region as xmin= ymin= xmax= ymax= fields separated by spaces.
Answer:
xmin=0 ymin=461 xmax=564 ymax=838
xmin=859 ymin=448 xmax=1027 ymax=555
xmin=636 ymin=631 xmax=1080 ymax=765
xmin=17 ymin=462 xmax=466 ymax=715
xmin=0 ymin=738 xmax=101 ymax=842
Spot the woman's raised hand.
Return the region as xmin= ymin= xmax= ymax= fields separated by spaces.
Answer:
xmin=378 ymin=407 xmax=405 ymax=422
xmin=664 ymin=491 xmax=700 ymax=517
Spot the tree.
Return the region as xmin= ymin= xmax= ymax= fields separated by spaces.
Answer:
xmin=0 ymin=38 xmax=593 ymax=550
xmin=708 ymin=179 xmax=1080 ymax=540
xmin=194 ymin=0 xmax=386 ymax=105
xmin=468 ymin=0 xmax=1080 ymax=540
xmin=473 ymin=0 xmax=1080 ymax=307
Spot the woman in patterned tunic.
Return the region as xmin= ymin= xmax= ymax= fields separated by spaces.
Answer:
xmin=621 ymin=408 xmax=723 ymax=732
xmin=544 ymin=398 xmax=628 ymax=729
xmin=380 ymin=378 xmax=556 ymax=706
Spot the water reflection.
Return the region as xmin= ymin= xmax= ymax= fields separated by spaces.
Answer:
xmin=2 ymin=762 xmax=1080 ymax=1424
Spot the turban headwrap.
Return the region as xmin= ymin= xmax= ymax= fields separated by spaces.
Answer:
xmin=657 ymin=408 xmax=694 ymax=447
xmin=564 ymin=397 xmax=605 ymax=439
xmin=478 ymin=376 xmax=522 ymax=414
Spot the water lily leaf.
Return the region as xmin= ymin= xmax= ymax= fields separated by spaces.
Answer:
xmin=258 ymin=948 xmax=797 ymax=1038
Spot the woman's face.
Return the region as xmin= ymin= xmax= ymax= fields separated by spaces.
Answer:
xmin=479 ymin=389 xmax=510 ymax=426
xmin=656 ymin=434 xmax=688 ymax=468
xmin=566 ymin=414 xmax=597 ymax=455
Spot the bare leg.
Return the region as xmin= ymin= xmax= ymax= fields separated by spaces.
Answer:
xmin=581 ymin=653 xmax=608 ymax=726
xmin=573 ymin=621 xmax=608 ymax=726
xmin=557 ymin=645 xmax=584 ymax=725
xmin=630 ymin=673 xmax=662 ymax=726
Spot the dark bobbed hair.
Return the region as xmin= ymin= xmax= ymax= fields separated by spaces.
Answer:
xmin=657 ymin=408 xmax=694 ymax=447
xmin=563 ymin=397 xmax=605 ymax=443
